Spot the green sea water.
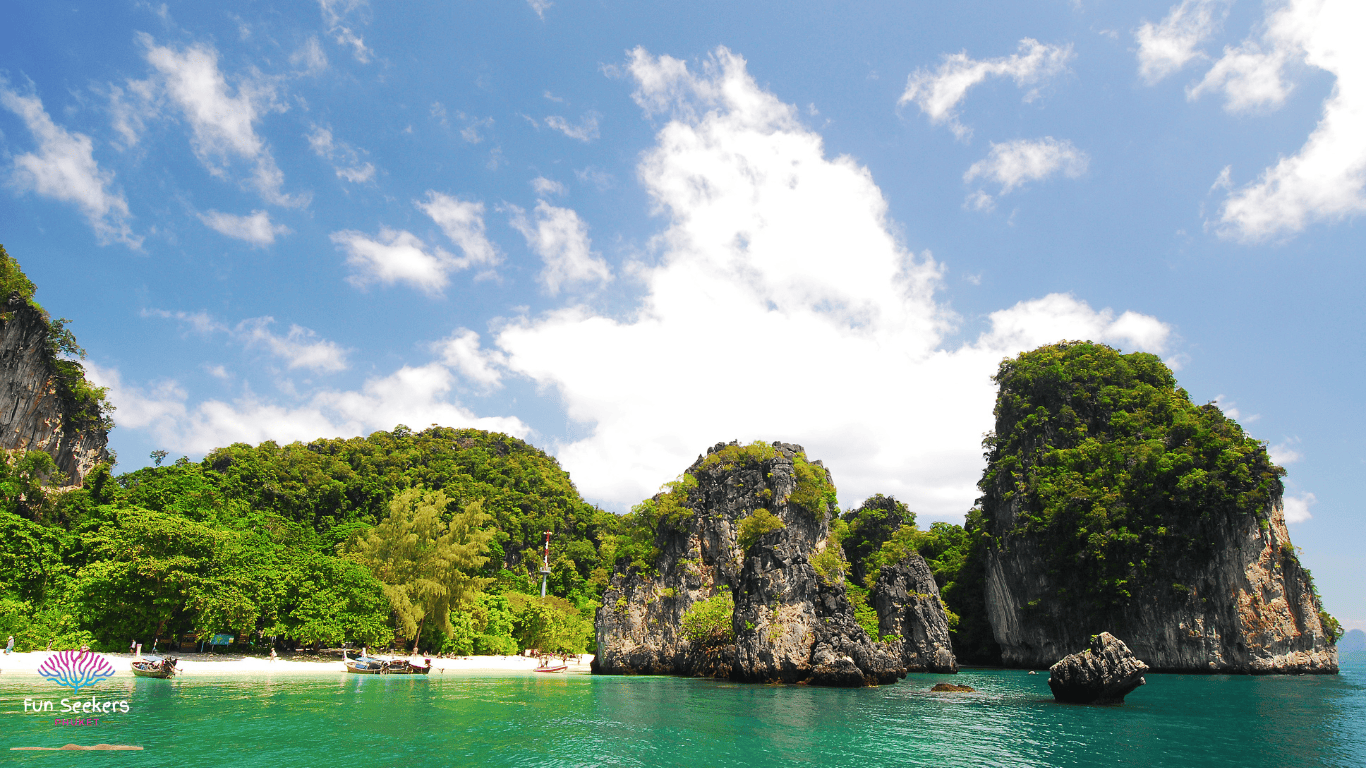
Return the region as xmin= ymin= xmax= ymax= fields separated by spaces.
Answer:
xmin=4 ymin=663 xmax=1364 ymax=767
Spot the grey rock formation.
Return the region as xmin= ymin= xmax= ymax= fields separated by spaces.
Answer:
xmin=1047 ymin=632 xmax=1148 ymax=704
xmin=872 ymin=556 xmax=958 ymax=673
xmin=985 ymin=494 xmax=1338 ymax=673
xmin=0 ymin=295 xmax=109 ymax=485
xmin=594 ymin=440 xmax=957 ymax=686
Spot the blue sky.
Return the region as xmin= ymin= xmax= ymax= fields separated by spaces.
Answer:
xmin=1 ymin=1 xmax=1362 ymax=628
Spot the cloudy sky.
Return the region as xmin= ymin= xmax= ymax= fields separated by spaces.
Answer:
xmin=1 ymin=0 xmax=1362 ymax=627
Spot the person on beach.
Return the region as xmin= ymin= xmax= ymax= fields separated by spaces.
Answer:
xmin=4 ymin=635 xmax=13 ymax=654
xmin=269 ymin=648 xmax=277 ymax=662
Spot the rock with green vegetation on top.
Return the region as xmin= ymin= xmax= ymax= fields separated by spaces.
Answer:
xmin=978 ymin=341 xmax=1338 ymax=673
xmin=594 ymin=440 xmax=942 ymax=686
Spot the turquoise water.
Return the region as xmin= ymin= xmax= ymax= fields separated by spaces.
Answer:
xmin=4 ymin=663 xmax=1364 ymax=767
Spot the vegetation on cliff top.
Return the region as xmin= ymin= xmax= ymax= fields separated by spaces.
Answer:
xmin=613 ymin=441 xmax=838 ymax=573
xmin=974 ymin=341 xmax=1307 ymax=617
xmin=836 ymin=495 xmax=989 ymax=653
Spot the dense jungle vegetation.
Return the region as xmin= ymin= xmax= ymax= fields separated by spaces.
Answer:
xmin=0 ymin=427 xmax=622 ymax=655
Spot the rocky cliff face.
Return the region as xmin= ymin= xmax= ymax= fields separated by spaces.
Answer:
xmin=873 ymin=557 xmax=957 ymax=672
xmin=0 ymin=295 xmax=109 ymax=485
xmin=985 ymin=495 xmax=1337 ymax=673
xmin=594 ymin=441 xmax=956 ymax=685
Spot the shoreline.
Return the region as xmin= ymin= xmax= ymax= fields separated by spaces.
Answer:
xmin=0 ymin=651 xmax=593 ymax=677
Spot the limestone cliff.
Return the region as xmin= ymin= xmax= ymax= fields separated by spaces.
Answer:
xmin=985 ymin=494 xmax=1337 ymax=672
xmin=592 ymin=440 xmax=956 ymax=683
xmin=978 ymin=342 xmax=1336 ymax=673
xmin=873 ymin=557 xmax=957 ymax=672
xmin=0 ymin=293 xmax=110 ymax=485
xmin=593 ymin=441 xmax=956 ymax=685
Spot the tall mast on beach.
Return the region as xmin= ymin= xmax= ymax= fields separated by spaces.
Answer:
xmin=539 ymin=531 xmax=552 ymax=598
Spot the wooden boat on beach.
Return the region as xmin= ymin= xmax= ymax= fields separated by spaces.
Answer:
xmin=344 ymin=656 xmax=432 ymax=675
xmin=131 ymin=656 xmax=178 ymax=678
xmin=533 ymin=663 xmax=568 ymax=673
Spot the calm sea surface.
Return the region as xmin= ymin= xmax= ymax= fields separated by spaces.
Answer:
xmin=4 ymin=662 xmax=1363 ymax=767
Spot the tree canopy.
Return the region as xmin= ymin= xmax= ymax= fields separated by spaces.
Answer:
xmin=347 ymin=489 xmax=493 ymax=651
xmin=975 ymin=341 xmax=1291 ymax=614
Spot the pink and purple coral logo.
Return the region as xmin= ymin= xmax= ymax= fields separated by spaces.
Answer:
xmin=37 ymin=651 xmax=116 ymax=694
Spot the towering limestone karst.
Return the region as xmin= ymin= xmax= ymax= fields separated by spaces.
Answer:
xmin=975 ymin=341 xmax=1337 ymax=673
xmin=594 ymin=440 xmax=956 ymax=686
xmin=0 ymin=245 xmax=111 ymax=486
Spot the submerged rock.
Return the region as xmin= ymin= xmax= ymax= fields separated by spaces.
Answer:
xmin=931 ymin=683 xmax=975 ymax=692
xmin=594 ymin=440 xmax=957 ymax=686
xmin=1047 ymin=632 xmax=1148 ymax=704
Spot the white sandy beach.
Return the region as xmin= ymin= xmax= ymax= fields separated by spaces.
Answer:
xmin=0 ymin=651 xmax=593 ymax=677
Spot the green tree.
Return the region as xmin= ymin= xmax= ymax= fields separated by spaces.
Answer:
xmin=507 ymin=592 xmax=592 ymax=654
xmin=348 ymin=488 xmax=494 ymax=652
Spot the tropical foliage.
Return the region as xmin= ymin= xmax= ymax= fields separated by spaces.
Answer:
xmin=976 ymin=341 xmax=1288 ymax=613
xmin=0 ymin=425 xmax=620 ymax=654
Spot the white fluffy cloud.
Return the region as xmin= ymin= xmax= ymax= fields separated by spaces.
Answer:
xmin=87 ymin=359 xmax=526 ymax=456
xmin=0 ymin=83 xmax=140 ymax=247
xmin=1136 ymin=0 xmax=1233 ymax=84
xmin=435 ymin=328 xmax=506 ymax=391
xmin=1269 ymin=439 xmax=1303 ymax=465
xmin=1283 ymin=492 xmax=1316 ymax=524
xmin=416 ymin=192 xmax=502 ymax=271
xmin=335 ymin=192 xmax=502 ymax=292
xmin=140 ymin=35 xmax=307 ymax=208
xmin=1198 ymin=0 xmax=1366 ymax=241
xmin=508 ymin=200 xmax=611 ymax=295
xmin=197 ymin=209 xmax=290 ymax=246
xmin=306 ymin=125 xmax=375 ymax=184
xmin=900 ymin=39 xmax=1073 ymax=139
xmin=490 ymin=47 xmax=1171 ymax=515
xmin=332 ymin=227 xmax=455 ymax=294
xmin=963 ymin=137 xmax=1089 ymax=208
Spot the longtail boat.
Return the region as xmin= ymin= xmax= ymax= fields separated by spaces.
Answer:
xmin=131 ymin=656 xmax=178 ymax=679
xmin=344 ymin=655 xmax=432 ymax=675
